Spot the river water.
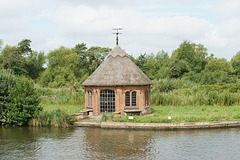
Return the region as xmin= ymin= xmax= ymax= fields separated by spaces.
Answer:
xmin=1 ymin=127 xmax=240 ymax=160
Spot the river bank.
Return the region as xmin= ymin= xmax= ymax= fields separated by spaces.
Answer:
xmin=74 ymin=120 xmax=240 ymax=130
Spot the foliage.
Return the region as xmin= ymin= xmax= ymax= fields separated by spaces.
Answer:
xmin=42 ymin=104 xmax=84 ymax=114
xmin=40 ymin=47 xmax=79 ymax=87
xmin=100 ymin=112 xmax=108 ymax=122
xmin=100 ymin=112 xmax=114 ymax=122
xmin=0 ymin=39 xmax=45 ymax=79
xmin=152 ymin=78 xmax=198 ymax=93
xmin=171 ymin=40 xmax=208 ymax=73
xmin=0 ymin=39 xmax=3 ymax=51
xmin=231 ymin=51 xmax=240 ymax=78
xmin=29 ymin=108 xmax=75 ymax=127
xmin=0 ymin=70 xmax=41 ymax=126
xmin=36 ymin=86 xmax=85 ymax=106
xmin=151 ymin=83 xmax=240 ymax=106
xmin=6 ymin=76 xmax=42 ymax=126
xmin=0 ymin=69 xmax=17 ymax=125
xmin=25 ymin=51 xmax=46 ymax=80
xmin=201 ymin=57 xmax=236 ymax=84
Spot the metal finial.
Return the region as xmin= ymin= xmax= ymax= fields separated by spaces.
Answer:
xmin=113 ymin=26 xmax=123 ymax=45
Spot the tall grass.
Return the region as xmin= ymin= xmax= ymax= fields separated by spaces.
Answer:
xmin=36 ymin=86 xmax=85 ymax=105
xmin=151 ymin=82 xmax=240 ymax=106
xmin=29 ymin=109 xmax=75 ymax=127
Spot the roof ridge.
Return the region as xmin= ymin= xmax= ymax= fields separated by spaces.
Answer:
xmin=107 ymin=45 xmax=128 ymax=58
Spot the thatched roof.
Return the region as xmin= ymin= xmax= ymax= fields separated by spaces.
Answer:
xmin=82 ymin=45 xmax=153 ymax=86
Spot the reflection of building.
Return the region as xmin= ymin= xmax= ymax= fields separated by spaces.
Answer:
xmin=83 ymin=128 xmax=151 ymax=159
xmin=82 ymin=45 xmax=153 ymax=116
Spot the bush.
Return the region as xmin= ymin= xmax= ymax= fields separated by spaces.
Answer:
xmin=29 ymin=109 xmax=75 ymax=127
xmin=6 ymin=76 xmax=42 ymax=126
xmin=0 ymin=69 xmax=17 ymax=125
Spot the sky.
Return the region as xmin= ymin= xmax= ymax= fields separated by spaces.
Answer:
xmin=1 ymin=0 xmax=240 ymax=60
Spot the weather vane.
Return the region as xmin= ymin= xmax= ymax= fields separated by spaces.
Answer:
xmin=113 ymin=25 xmax=123 ymax=45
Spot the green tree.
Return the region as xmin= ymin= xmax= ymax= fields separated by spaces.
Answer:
xmin=171 ymin=40 xmax=208 ymax=74
xmin=170 ymin=59 xmax=190 ymax=78
xmin=231 ymin=51 xmax=240 ymax=77
xmin=201 ymin=57 xmax=236 ymax=84
xmin=7 ymin=76 xmax=41 ymax=126
xmin=25 ymin=51 xmax=46 ymax=80
xmin=0 ymin=69 xmax=17 ymax=125
xmin=86 ymin=46 xmax=111 ymax=74
xmin=18 ymin=39 xmax=32 ymax=55
xmin=0 ymin=45 xmax=27 ymax=75
xmin=41 ymin=47 xmax=79 ymax=87
xmin=0 ymin=39 xmax=44 ymax=79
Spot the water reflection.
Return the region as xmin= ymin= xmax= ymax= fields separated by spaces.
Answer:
xmin=83 ymin=128 xmax=154 ymax=159
xmin=1 ymin=127 xmax=240 ymax=159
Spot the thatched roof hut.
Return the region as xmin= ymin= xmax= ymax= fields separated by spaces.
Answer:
xmin=82 ymin=45 xmax=153 ymax=86
xmin=82 ymin=45 xmax=152 ymax=116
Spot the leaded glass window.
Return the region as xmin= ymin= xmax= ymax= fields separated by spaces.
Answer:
xmin=100 ymin=89 xmax=115 ymax=113
xmin=125 ymin=91 xmax=130 ymax=107
xmin=132 ymin=91 xmax=137 ymax=107
xmin=145 ymin=91 xmax=149 ymax=106
xmin=88 ymin=91 xmax=92 ymax=108
xmin=125 ymin=91 xmax=137 ymax=108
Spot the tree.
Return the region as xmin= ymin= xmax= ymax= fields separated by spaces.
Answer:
xmin=0 ymin=70 xmax=41 ymax=126
xmin=0 ymin=39 xmax=46 ymax=79
xmin=231 ymin=51 xmax=240 ymax=77
xmin=7 ymin=76 xmax=41 ymax=126
xmin=41 ymin=47 xmax=79 ymax=87
xmin=18 ymin=39 xmax=32 ymax=56
xmin=171 ymin=40 xmax=208 ymax=74
xmin=170 ymin=59 xmax=190 ymax=78
xmin=0 ymin=45 xmax=27 ymax=75
xmin=86 ymin=46 xmax=111 ymax=74
xmin=25 ymin=51 xmax=46 ymax=80
xmin=201 ymin=57 xmax=236 ymax=84
xmin=0 ymin=69 xmax=17 ymax=125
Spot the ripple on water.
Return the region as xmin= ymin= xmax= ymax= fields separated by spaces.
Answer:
xmin=1 ymin=127 xmax=240 ymax=160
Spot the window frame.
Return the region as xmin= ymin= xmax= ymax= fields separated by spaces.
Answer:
xmin=145 ymin=90 xmax=149 ymax=107
xmin=125 ymin=90 xmax=138 ymax=108
xmin=88 ymin=90 xmax=92 ymax=108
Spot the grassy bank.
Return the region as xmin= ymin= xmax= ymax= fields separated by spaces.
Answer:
xmin=42 ymin=104 xmax=84 ymax=114
xmin=113 ymin=105 xmax=240 ymax=123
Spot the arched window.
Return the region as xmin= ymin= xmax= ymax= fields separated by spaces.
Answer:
xmin=125 ymin=91 xmax=137 ymax=108
xmin=145 ymin=91 xmax=149 ymax=106
xmin=132 ymin=91 xmax=137 ymax=107
xmin=88 ymin=91 xmax=92 ymax=108
xmin=125 ymin=91 xmax=130 ymax=107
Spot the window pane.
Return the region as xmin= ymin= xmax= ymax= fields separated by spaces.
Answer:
xmin=88 ymin=91 xmax=92 ymax=107
xmin=125 ymin=91 xmax=130 ymax=106
xmin=132 ymin=91 xmax=137 ymax=107
xmin=145 ymin=91 xmax=148 ymax=106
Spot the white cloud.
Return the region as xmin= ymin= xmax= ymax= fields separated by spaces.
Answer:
xmin=0 ymin=0 xmax=240 ymax=60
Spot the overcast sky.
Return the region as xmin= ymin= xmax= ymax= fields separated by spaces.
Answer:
xmin=1 ymin=0 xmax=240 ymax=60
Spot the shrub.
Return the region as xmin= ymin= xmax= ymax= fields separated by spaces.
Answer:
xmin=29 ymin=109 xmax=75 ymax=127
xmin=100 ymin=112 xmax=108 ymax=122
xmin=6 ymin=76 xmax=42 ymax=126
xmin=0 ymin=69 xmax=17 ymax=125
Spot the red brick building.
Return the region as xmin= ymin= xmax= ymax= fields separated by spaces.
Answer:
xmin=82 ymin=45 xmax=153 ymax=116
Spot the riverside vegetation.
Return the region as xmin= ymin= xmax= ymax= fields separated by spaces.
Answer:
xmin=1 ymin=39 xmax=240 ymax=126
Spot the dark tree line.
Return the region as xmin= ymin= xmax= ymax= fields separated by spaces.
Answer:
xmin=1 ymin=39 xmax=240 ymax=87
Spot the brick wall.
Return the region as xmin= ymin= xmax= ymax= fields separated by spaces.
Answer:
xmin=84 ymin=85 xmax=151 ymax=116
